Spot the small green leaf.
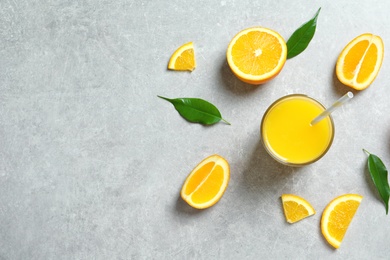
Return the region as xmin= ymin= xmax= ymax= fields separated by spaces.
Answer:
xmin=286 ymin=7 xmax=321 ymax=59
xmin=158 ymin=96 xmax=230 ymax=125
xmin=363 ymin=149 xmax=390 ymax=214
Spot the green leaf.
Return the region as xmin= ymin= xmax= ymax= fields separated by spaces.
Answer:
xmin=158 ymin=96 xmax=230 ymax=125
xmin=286 ymin=7 xmax=321 ymax=59
xmin=363 ymin=149 xmax=390 ymax=214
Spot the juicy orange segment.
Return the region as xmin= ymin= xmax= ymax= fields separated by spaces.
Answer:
xmin=226 ymin=27 xmax=287 ymax=85
xmin=321 ymin=194 xmax=363 ymax=249
xmin=181 ymin=155 xmax=230 ymax=209
xmin=336 ymin=33 xmax=384 ymax=90
xmin=168 ymin=42 xmax=196 ymax=71
xmin=281 ymin=194 xmax=316 ymax=223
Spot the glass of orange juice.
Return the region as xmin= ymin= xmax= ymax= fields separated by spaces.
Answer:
xmin=260 ymin=94 xmax=334 ymax=166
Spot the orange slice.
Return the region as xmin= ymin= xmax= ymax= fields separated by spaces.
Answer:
xmin=181 ymin=154 xmax=230 ymax=209
xmin=168 ymin=42 xmax=196 ymax=71
xmin=321 ymin=194 xmax=363 ymax=249
xmin=226 ymin=27 xmax=287 ymax=85
xmin=336 ymin=33 xmax=384 ymax=90
xmin=281 ymin=194 xmax=316 ymax=223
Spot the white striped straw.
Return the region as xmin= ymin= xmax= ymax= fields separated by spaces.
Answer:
xmin=311 ymin=92 xmax=354 ymax=126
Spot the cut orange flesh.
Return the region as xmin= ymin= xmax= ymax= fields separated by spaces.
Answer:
xmin=321 ymin=194 xmax=363 ymax=249
xmin=181 ymin=155 xmax=230 ymax=209
xmin=168 ymin=42 xmax=196 ymax=71
xmin=281 ymin=194 xmax=316 ymax=223
xmin=336 ymin=33 xmax=384 ymax=90
xmin=226 ymin=27 xmax=287 ymax=85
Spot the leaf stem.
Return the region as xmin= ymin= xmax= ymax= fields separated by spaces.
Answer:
xmin=157 ymin=95 xmax=171 ymax=101
xmin=363 ymin=148 xmax=371 ymax=156
xmin=222 ymin=118 xmax=231 ymax=125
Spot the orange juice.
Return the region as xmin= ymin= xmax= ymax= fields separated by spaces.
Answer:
xmin=261 ymin=94 xmax=334 ymax=166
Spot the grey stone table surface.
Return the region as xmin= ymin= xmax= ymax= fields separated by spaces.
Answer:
xmin=1 ymin=0 xmax=390 ymax=259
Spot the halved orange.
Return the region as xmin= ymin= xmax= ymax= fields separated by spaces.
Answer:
xmin=336 ymin=33 xmax=384 ymax=90
xmin=168 ymin=42 xmax=196 ymax=71
xmin=226 ymin=27 xmax=287 ymax=85
xmin=181 ymin=154 xmax=230 ymax=209
xmin=281 ymin=194 xmax=316 ymax=223
xmin=321 ymin=194 xmax=363 ymax=249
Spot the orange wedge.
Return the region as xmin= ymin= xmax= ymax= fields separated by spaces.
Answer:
xmin=336 ymin=33 xmax=384 ymax=90
xmin=168 ymin=42 xmax=196 ymax=71
xmin=281 ymin=194 xmax=316 ymax=223
xmin=226 ymin=27 xmax=287 ymax=85
xmin=181 ymin=154 xmax=230 ymax=209
xmin=321 ymin=194 xmax=363 ymax=249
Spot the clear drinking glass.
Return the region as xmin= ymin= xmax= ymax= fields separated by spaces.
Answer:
xmin=260 ymin=94 xmax=335 ymax=166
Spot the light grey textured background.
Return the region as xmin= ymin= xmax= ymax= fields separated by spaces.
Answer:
xmin=1 ymin=0 xmax=390 ymax=259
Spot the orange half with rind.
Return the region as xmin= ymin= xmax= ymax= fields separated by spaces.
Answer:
xmin=227 ymin=27 xmax=287 ymax=85
xmin=181 ymin=154 xmax=230 ymax=209
xmin=336 ymin=33 xmax=384 ymax=90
